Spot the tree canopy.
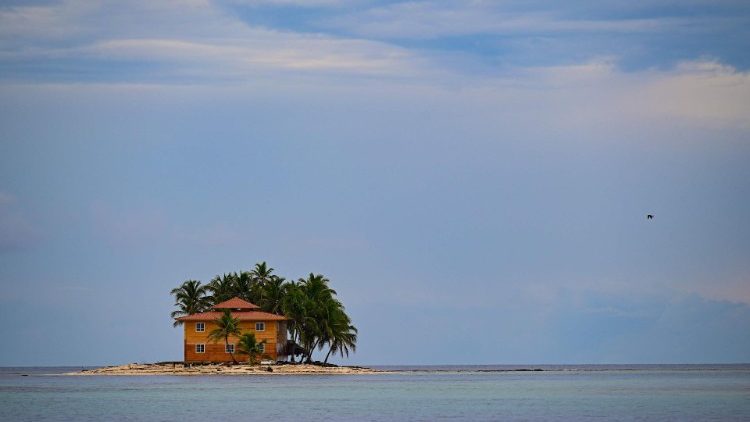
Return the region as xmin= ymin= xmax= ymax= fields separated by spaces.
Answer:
xmin=170 ymin=261 xmax=357 ymax=364
xmin=170 ymin=280 xmax=211 ymax=327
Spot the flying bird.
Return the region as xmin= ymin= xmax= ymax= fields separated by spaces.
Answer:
xmin=647 ymin=214 xmax=654 ymax=220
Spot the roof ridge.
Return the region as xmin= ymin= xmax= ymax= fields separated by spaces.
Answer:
xmin=176 ymin=309 xmax=288 ymax=321
xmin=211 ymin=296 xmax=260 ymax=309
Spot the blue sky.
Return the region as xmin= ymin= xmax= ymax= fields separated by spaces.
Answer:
xmin=0 ymin=0 xmax=749 ymax=365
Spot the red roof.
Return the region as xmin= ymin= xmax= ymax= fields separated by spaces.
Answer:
xmin=176 ymin=310 xmax=287 ymax=322
xmin=212 ymin=297 xmax=260 ymax=310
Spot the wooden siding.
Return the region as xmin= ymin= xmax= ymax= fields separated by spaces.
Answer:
xmin=184 ymin=320 xmax=287 ymax=363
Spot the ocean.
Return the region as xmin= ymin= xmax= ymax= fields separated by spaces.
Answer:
xmin=1 ymin=365 xmax=749 ymax=421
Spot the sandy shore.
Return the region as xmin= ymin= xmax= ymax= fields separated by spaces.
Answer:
xmin=66 ymin=363 xmax=388 ymax=376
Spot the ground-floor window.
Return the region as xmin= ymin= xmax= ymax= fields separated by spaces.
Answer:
xmin=196 ymin=344 xmax=205 ymax=353
xmin=259 ymin=342 xmax=265 ymax=353
xmin=225 ymin=344 xmax=235 ymax=353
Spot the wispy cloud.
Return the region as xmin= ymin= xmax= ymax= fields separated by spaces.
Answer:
xmin=0 ymin=0 xmax=425 ymax=81
xmin=0 ymin=1 xmax=98 ymax=42
xmin=513 ymin=58 xmax=750 ymax=130
xmin=222 ymin=0 xmax=353 ymax=6
xmin=682 ymin=273 xmax=750 ymax=305
xmin=2 ymin=0 xmax=749 ymax=99
xmin=320 ymin=1 xmax=690 ymax=40
xmin=81 ymin=36 xmax=419 ymax=76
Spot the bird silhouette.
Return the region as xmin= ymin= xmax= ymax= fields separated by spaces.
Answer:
xmin=647 ymin=214 xmax=654 ymax=220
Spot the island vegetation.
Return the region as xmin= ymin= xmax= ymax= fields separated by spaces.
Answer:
xmin=170 ymin=262 xmax=357 ymax=365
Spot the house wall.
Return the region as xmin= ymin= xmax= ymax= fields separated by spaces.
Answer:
xmin=183 ymin=320 xmax=287 ymax=363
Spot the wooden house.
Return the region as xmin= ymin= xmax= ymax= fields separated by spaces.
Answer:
xmin=176 ymin=297 xmax=289 ymax=363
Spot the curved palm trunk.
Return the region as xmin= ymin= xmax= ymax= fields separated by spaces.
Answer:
xmin=225 ymin=335 xmax=237 ymax=364
xmin=288 ymin=329 xmax=297 ymax=363
xmin=323 ymin=346 xmax=333 ymax=364
xmin=303 ymin=342 xmax=312 ymax=363
xmin=305 ymin=339 xmax=319 ymax=364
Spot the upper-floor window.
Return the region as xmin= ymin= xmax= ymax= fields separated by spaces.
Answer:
xmin=196 ymin=322 xmax=205 ymax=332
xmin=195 ymin=344 xmax=205 ymax=353
xmin=255 ymin=322 xmax=265 ymax=331
xmin=225 ymin=344 xmax=235 ymax=354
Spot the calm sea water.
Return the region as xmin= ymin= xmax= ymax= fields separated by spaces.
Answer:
xmin=1 ymin=365 xmax=749 ymax=421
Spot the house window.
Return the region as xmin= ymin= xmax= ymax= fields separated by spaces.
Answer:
xmin=195 ymin=322 xmax=205 ymax=332
xmin=225 ymin=344 xmax=235 ymax=354
xmin=196 ymin=344 xmax=205 ymax=353
xmin=258 ymin=343 xmax=265 ymax=353
xmin=255 ymin=322 xmax=265 ymax=331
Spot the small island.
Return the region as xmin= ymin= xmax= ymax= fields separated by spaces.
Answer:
xmin=69 ymin=363 xmax=385 ymax=376
xmin=70 ymin=261 xmax=369 ymax=376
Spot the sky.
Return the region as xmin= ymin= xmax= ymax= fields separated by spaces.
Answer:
xmin=0 ymin=0 xmax=749 ymax=366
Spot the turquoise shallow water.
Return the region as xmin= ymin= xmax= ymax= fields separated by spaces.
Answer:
xmin=1 ymin=365 xmax=749 ymax=421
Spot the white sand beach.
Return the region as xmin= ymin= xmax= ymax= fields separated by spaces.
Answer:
xmin=66 ymin=363 xmax=388 ymax=376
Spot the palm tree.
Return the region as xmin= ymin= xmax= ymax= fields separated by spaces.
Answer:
xmin=323 ymin=308 xmax=358 ymax=364
xmin=206 ymin=273 xmax=237 ymax=304
xmin=260 ymin=275 xmax=286 ymax=314
xmin=170 ymin=280 xmax=210 ymax=327
xmin=237 ymin=333 xmax=266 ymax=364
xmin=171 ymin=264 xmax=359 ymax=365
xmin=207 ymin=309 xmax=242 ymax=364
xmin=300 ymin=273 xmax=337 ymax=303
xmin=298 ymin=273 xmax=338 ymax=363
xmin=250 ymin=261 xmax=275 ymax=286
xmin=247 ymin=261 xmax=273 ymax=304
xmin=233 ymin=271 xmax=255 ymax=303
xmin=281 ymin=281 xmax=306 ymax=363
xmin=327 ymin=325 xmax=357 ymax=362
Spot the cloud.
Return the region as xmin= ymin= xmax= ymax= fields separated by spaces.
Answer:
xmin=0 ymin=1 xmax=98 ymax=42
xmin=630 ymin=60 xmax=750 ymax=126
xmin=0 ymin=0 xmax=425 ymax=81
xmin=0 ymin=1 xmax=747 ymax=129
xmin=221 ymin=0 xmax=352 ymax=6
xmin=510 ymin=58 xmax=750 ymax=131
xmin=80 ymin=35 xmax=419 ymax=76
xmin=682 ymin=273 xmax=750 ymax=305
xmin=321 ymin=1 xmax=689 ymax=40
xmin=1 ymin=0 xmax=749 ymax=122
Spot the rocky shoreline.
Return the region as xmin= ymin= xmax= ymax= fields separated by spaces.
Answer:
xmin=66 ymin=362 xmax=387 ymax=376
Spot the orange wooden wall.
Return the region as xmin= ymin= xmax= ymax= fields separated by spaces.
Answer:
xmin=183 ymin=320 xmax=286 ymax=363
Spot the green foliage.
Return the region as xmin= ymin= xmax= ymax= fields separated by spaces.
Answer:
xmin=170 ymin=261 xmax=358 ymax=363
xmin=207 ymin=309 xmax=242 ymax=364
xmin=259 ymin=275 xmax=286 ymax=314
xmin=206 ymin=273 xmax=238 ymax=304
xmin=237 ymin=332 xmax=266 ymax=364
xmin=170 ymin=280 xmax=210 ymax=327
xmin=322 ymin=303 xmax=358 ymax=364
xmin=249 ymin=262 xmax=275 ymax=304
